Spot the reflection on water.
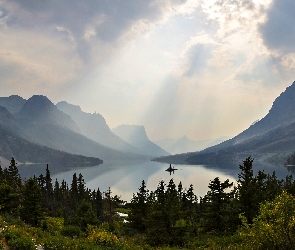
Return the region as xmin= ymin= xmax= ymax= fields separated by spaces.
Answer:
xmin=17 ymin=159 xmax=291 ymax=202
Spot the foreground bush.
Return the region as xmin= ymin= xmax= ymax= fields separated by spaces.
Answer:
xmin=239 ymin=191 xmax=295 ymax=249
xmin=2 ymin=226 xmax=36 ymax=250
xmin=87 ymin=225 xmax=119 ymax=247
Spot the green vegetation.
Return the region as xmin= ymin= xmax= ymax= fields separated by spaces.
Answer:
xmin=0 ymin=156 xmax=295 ymax=249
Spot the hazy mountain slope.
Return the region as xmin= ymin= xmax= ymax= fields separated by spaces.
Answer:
xmin=15 ymin=96 xmax=149 ymax=162
xmin=154 ymin=135 xmax=230 ymax=154
xmin=0 ymin=124 xmax=103 ymax=166
xmin=0 ymin=95 xmax=26 ymax=114
xmin=0 ymin=106 xmax=18 ymax=130
xmin=56 ymin=101 xmax=141 ymax=154
xmin=112 ymin=125 xmax=170 ymax=157
xmin=17 ymin=95 xmax=80 ymax=133
xmin=155 ymin=81 xmax=295 ymax=164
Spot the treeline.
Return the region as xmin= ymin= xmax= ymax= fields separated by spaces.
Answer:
xmin=1 ymin=157 xmax=295 ymax=249
xmin=127 ymin=157 xmax=295 ymax=247
xmin=0 ymin=158 xmax=122 ymax=231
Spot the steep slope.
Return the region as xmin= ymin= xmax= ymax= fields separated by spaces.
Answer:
xmin=155 ymin=81 xmax=295 ymax=164
xmin=17 ymin=95 xmax=80 ymax=133
xmin=0 ymin=95 xmax=26 ymax=114
xmin=0 ymin=124 xmax=103 ymax=166
xmin=56 ymin=101 xmax=141 ymax=154
xmin=15 ymin=96 xmax=149 ymax=162
xmin=112 ymin=125 xmax=169 ymax=157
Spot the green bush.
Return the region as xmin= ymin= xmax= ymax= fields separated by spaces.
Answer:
xmin=238 ymin=191 xmax=295 ymax=249
xmin=60 ymin=225 xmax=81 ymax=238
xmin=3 ymin=226 xmax=36 ymax=250
xmin=43 ymin=235 xmax=101 ymax=250
xmin=42 ymin=217 xmax=64 ymax=235
xmin=43 ymin=236 xmax=68 ymax=250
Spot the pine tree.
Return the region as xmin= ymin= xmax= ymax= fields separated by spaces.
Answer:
xmin=72 ymin=200 xmax=98 ymax=231
xmin=70 ymin=173 xmax=78 ymax=210
xmin=94 ymin=188 xmax=103 ymax=220
xmin=203 ymin=177 xmax=234 ymax=233
xmin=77 ymin=173 xmax=85 ymax=202
xmin=21 ymin=178 xmax=45 ymax=226
xmin=0 ymin=180 xmax=20 ymax=215
xmin=6 ymin=157 xmax=21 ymax=189
xmin=129 ymin=180 xmax=149 ymax=232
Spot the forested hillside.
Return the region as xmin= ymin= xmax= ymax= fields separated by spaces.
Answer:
xmin=1 ymin=157 xmax=295 ymax=249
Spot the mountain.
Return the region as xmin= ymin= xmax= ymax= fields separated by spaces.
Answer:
xmin=17 ymin=95 xmax=80 ymax=133
xmin=0 ymin=124 xmax=103 ymax=166
xmin=12 ymin=96 xmax=149 ymax=162
xmin=154 ymin=135 xmax=230 ymax=154
xmin=155 ymin=81 xmax=295 ymax=165
xmin=112 ymin=125 xmax=170 ymax=157
xmin=56 ymin=101 xmax=141 ymax=154
xmin=0 ymin=106 xmax=18 ymax=130
xmin=0 ymin=95 xmax=26 ymax=114
xmin=0 ymin=99 xmax=103 ymax=166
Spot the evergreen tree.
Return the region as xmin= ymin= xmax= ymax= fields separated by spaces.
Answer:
xmin=0 ymin=180 xmax=20 ymax=215
xmin=203 ymin=177 xmax=234 ymax=233
xmin=237 ymin=157 xmax=281 ymax=224
xmin=129 ymin=180 xmax=149 ymax=232
xmin=93 ymin=188 xmax=103 ymax=220
xmin=77 ymin=173 xmax=85 ymax=202
xmin=145 ymin=180 xmax=170 ymax=246
xmin=6 ymin=157 xmax=21 ymax=189
xmin=71 ymin=200 xmax=98 ymax=231
xmin=70 ymin=173 xmax=78 ymax=210
xmin=237 ymin=156 xmax=257 ymax=224
xmin=20 ymin=178 xmax=45 ymax=226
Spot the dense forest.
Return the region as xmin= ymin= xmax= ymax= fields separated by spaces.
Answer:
xmin=1 ymin=157 xmax=295 ymax=249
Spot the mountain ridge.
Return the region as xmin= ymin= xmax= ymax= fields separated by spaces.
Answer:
xmin=154 ymin=81 xmax=295 ymax=165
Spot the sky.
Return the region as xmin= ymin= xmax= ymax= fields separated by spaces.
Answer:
xmin=0 ymin=0 xmax=295 ymax=141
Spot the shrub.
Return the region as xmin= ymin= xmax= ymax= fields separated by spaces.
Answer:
xmin=2 ymin=226 xmax=36 ymax=250
xmin=42 ymin=217 xmax=64 ymax=235
xmin=238 ymin=191 xmax=295 ymax=249
xmin=87 ymin=225 xmax=119 ymax=246
xmin=60 ymin=225 xmax=81 ymax=238
xmin=43 ymin=236 xmax=68 ymax=250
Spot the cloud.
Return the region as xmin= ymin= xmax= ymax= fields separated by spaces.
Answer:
xmin=259 ymin=0 xmax=295 ymax=54
xmin=0 ymin=0 xmax=198 ymax=95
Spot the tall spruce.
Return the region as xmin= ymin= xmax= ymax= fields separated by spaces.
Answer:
xmin=21 ymin=178 xmax=45 ymax=226
xmin=129 ymin=180 xmax=149 ymax=232
xmin=203 ymin=177 xmax=234 ymax=233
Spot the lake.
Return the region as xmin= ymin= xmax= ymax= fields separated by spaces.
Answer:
xmin=17 ymin=159 xmax=292 ymax=202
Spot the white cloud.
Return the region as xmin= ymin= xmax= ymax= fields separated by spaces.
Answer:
xmin=0 ymin=0 xmax=295 ymax=142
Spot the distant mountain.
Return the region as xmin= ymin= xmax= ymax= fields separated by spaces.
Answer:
xmin=0 ymin=124 xmax=103 ymax=166
xmin=155 ymin=81 xmax=295 ymax=165
xmin=17 ymin=95 xmax=80 ymax=133
xmin=0 ymin=95 xmax=26 ymax=114
xmin=56 ymin=101 xmax=141 ymax=155
xmin=112 ymin=125 xmax=169 ymax=157
xmin=10 ymin=96 xmax=149 ymax=163
xmin=154 ymin=135 xmax=230 ymax=154
xmin=0 ymin=106 xmax=18 ymax=130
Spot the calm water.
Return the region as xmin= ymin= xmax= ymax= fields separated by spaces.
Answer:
xmin=18 ymin=160 xmax=291 ymax=202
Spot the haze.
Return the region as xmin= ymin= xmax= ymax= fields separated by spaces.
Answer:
xmin=0 ymin=0 xmax=294 ymax=141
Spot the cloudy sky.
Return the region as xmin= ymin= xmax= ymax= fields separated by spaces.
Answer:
xmin=0 ymin=0 xmax=294 ymax=141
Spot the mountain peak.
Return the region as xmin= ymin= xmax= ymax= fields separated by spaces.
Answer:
xmin=0 ymin=95 xmax=26 ymax=114
xmin=18 ymin=95 xmax=80 ymax=133
xmin=112 ymin=124 xmax=148 ymax=142
xmin=56 ymin=101 xmax=82 ymax=113
xmin=18 ymin=95 xmax=53 ymax=118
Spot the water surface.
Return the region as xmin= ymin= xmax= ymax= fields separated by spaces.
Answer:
xmin=17 ymin=159 xmax=291 ymax=202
